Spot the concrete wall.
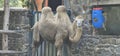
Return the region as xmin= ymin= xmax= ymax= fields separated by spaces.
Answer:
xmin=97 ymin=5 xmax=120 ymax=35
xmin=70 ymin=0 xmax=120 ymax=34
xmin=90 ymin=0 xmax=120 ymax=6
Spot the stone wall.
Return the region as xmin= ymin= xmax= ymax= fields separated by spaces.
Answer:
xmin=0 ymin=8 xmax=29 ymax=56
xmin=71 ymin=35 xmax=120 ymax=56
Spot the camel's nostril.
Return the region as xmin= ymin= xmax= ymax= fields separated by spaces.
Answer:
xmin=77 ymin=22 xmax=81 ymax=27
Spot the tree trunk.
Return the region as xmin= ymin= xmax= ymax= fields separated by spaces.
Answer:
xmin=2 ymin=0 xmax=10 ymax=56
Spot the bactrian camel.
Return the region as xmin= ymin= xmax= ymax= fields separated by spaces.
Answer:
xmin=32 ymin=5 xmax=84 ymax=56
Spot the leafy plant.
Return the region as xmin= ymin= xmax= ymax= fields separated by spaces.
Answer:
xmin=0 ymin=0 xmax=28 ymax=8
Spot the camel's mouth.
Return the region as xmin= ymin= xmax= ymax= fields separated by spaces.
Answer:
xmin=76 ymin=19 xmax=84 ymax=27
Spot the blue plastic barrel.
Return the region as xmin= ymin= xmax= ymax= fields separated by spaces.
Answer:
xmin=92 ymin=7 xmax=105 ymax=28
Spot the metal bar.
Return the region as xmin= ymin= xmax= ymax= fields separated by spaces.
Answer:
xmin=40 ymin=44 xmax=42 ymax=56
xmin=44 ymin=41 xmax=46 ymax=56
xmin=0 ymin=7 xmax=28 ymax=11
xmin=36 ymin=48 xmax=38 ymax=56
xmin=0 ymin=30 xmax=26 ymax=33
xmin=38 ymin=45 xmax=40 ymax=56
xmin=0 ymin=50 xmax=26 ymax=54
xmin=49 ymin=43 xmax=52 ymax=56
xmin=53 ymin=45 xmax=57 ymax=56
xmin=83 ymin=35 xmax=120 ymax=37
xmin=41 ymin=42 xmax=44 ymax=56
xmin=52 ymin=44 xmax=54 ymax=56
xmin=46 ymin=42 xmax=49 ymax=56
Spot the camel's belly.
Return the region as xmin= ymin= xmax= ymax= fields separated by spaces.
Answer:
xmin=40 ymin=30 xmax=56 ymax=40
xmin=39 ymin=22 xmax=68 ymax=42
xmin=39 ymin=24 xmax=57 ymax=41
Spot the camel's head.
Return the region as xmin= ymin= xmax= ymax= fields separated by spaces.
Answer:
xmin=42 ymin=7 xmax=52 ymax=14
xmin=56 ymin=5 xmax=66 ymax=13
xmin=74 ymin=15 xmax=84 ymax=28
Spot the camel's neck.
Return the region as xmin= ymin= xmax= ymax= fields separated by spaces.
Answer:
xmin=69 ymin=20 xmax=82 ymax=43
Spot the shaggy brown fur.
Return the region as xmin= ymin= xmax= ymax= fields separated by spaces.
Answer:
xmin=32 ymin=6 xmax=56 ymax=56
xmin=32 ymin=5 xmax=84 ymax=56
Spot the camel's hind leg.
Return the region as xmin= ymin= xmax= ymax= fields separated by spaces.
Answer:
xmin=32 ymin=22 xmax=42 ymax=56
xmin=32 ymin=41 xmax=38 ymax=56
xmin=32 ymin=39 xmax=43 ymax=56
xmin=55 ymin=34 xmax=63 ymax=56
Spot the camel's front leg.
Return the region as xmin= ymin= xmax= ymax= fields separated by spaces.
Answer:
xmin=55 ymin=36 xmax=63 ymax=56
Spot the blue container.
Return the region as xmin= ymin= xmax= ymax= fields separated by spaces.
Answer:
xmin=92 ymin=8 xmax=105 ymax=28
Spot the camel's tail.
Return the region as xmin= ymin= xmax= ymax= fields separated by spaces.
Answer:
xmin=32 ymin=22 xmax=40 ymax=42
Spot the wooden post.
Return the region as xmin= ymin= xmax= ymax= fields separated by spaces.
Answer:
xmin=2 ymin=0 xmax=10 ymax=56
